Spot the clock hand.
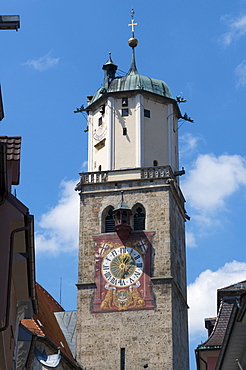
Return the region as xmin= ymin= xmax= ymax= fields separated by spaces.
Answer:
xmin=122 ymin=255 xmax=129 ymax=264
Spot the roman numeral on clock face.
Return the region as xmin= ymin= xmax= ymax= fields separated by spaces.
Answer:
xmin=111 ymin=249 xmax=118 ymax=257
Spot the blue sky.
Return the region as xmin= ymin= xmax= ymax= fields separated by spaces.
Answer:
xmin=2 ymin=1 xmax=246 ymax=368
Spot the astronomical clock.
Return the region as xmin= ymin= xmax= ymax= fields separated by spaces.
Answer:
xmin=92 ymin=232 xmax=155 ymax=313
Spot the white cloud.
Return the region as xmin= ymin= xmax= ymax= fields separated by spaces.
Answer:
xmin=180 ymin=133 xmax=202 ymax=157
xmin=235 ymin=60 xmax=246 ymax=86
xmin=24 ymin=52 xmax=60 ymax=71
xmin=188 ymin=260 xmax=246 ymax=340
xmin=186 ymin=231 xmax=197 ymax=248
xmin=35 ymin=179 xmax=79 ymax=255
xmin=220 ymin=14 xmax=246 ymax=46
xmin=81 ymin=161 xmax=88 ymax=171
xmin=182 ymin=153 xmax=246 ymax=246
xmin=182 ymin=153 xmax=246 ymax=214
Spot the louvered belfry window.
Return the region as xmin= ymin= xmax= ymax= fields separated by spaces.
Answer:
xmin=134 ymin=206 xmax=145 ymax=231
xmin=105 ymin=208 xmax=115 ymax=233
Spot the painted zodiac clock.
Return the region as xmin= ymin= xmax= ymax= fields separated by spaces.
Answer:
xmin=92 ymin=232 xmax=155 ymax=313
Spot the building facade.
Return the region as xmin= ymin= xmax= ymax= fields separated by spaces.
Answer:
xmin=0 ymin=136 xmax=37 ymax=370
xmin=75 ymin=14 xmax=189 ymax=370
xmin=195 ymin=281 xmax=246 ymax=370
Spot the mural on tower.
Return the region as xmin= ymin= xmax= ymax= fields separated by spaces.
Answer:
xmin=92 ymin=232 xmax=155 ymax=313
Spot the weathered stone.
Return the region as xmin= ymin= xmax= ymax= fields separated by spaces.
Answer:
xmin=76 ymin=176 xmax=189 ymax=369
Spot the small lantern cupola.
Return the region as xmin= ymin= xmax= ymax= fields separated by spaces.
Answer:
xmin=113 ymin=191 xmax=132 ymax=239
xmin=102 ymin=53 xmax=118 ymax=90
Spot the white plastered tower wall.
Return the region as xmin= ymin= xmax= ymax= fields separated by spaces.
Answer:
xmin=88 ymin=92 xmax=179 ymax=172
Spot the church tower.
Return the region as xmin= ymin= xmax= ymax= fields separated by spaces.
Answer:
xmin=75 ymin=11 xmax=189 ymax=369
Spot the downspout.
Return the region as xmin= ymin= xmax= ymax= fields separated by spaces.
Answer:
xmin=195 ymin=349 xmax=208 ymax=370
xmin=0 ymin=142 xmax=7 ymax=205
xmin=236 ymin=359 xmax=243 ymax=370
xmin=0 ymin=218 xmax=32 ymax=331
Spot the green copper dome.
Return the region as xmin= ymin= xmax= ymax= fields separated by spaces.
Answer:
xmin=107 ymin=69 xmax=173 ymax=99
xmin=87 ymin=49 xmax=173 ymax=108
xmin=113 ymin=201 xmax=131 ymax=212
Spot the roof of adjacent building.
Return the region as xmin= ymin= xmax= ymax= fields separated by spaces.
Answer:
xmin=22 ymin=283 xmax=79 ymax=368
xmin=215 ymin=293 xmax=246 ymax=369
xmin=55 ymin=311 xmax=77 ymax=358
xmin=196 ymin=281 xmax=246 ymax=350
xmin=0 ymin=136 xmax=21 ymax=161
xmin=197 ymin=299 xmax=235 ymax=349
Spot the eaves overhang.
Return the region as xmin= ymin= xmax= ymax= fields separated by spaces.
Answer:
xmin=86 ymin=89 xmax=181 ymax=118
xmin=196 ymin=345 xmax=222 ymax=351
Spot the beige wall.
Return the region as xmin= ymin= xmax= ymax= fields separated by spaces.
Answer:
xmin=114 ymin=96 xmax=136 ymax=169
xmin=89 ymin=100 xmax=108 ymax=171
xmin=197 ymin=350 xmax=220 ymax=370
xmin=143 ymin=97 xmax=169 ymax=167
xmin=88 ymin=92 xmax=179 ymax=173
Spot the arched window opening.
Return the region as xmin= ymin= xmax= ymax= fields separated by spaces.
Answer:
xmin=134 ymin=206 xmax=145 ymax=231
xmin=153 ymin=160 xmax=158 ymax=167
xmin=105 ymin=207 xmax=115 ymax=233
xmin=98 ymin=165 xmax=102 ymax=171
xmin=122 ymin=211 xmax=127 ymax=224
xmin=117 ymin=211 xmax=120 ymax=223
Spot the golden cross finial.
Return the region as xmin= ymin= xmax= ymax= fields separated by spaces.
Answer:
xmin=128 ymin=9 xmax=137 ymax=35
xmin=128 ymin=18 xmax=138 ymax=33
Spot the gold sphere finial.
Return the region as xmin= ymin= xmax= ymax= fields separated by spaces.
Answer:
xmin=128 ymin=37 xmax=138 ymax=48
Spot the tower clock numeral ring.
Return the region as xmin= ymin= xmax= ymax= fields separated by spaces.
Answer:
xmin=101 ymin=246 xmax=144 ymax=287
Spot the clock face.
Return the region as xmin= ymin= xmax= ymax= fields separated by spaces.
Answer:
xmin=101 ymin=246 xmax=144 ymax=287
xmin=93 ymin=124 xmax=107 ymax=141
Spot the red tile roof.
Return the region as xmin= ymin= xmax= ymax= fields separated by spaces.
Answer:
xmin=21 ymin=283 xmax=77 ymax=366
xmin=198 ymin=299 xmax=235 ymax=348
xmin=21 ymin=318 xmax=44 ymax=337
xmin=0 ymin=136 xmax=21 ymax=161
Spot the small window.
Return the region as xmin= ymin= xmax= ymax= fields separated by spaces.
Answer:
xmin=100 ymin=104 xmax=105 ymax=115
xmin=98 ymin=165 xmax=102 ymax=171
xmin=144 ymin=109 xmax=150 ymax=118
xmin=134 ymin=206 xmax=145 ymax=231
xmin=123 ymin=127 xmax=127 ymax=136
xmin=122 ymin=211 xmax=127 ymax=224
xmin=105 ymin=208 xmax=115 ymax=233
xmin=122 ymin=97 xmax=128 ymax=107
xmin=94 ymin=138 xmax=105 ymax=151
xmin=98 ymin=117 xmax=102 ymax=126
xmin=153 ymin=160 xmax=158 ymax=166
xmin=122 ymin=109 xmax=129 ymax=117
xmin=120 ymin=348 xmax=125 ymax=370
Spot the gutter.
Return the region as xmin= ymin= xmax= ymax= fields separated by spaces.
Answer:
xmin=0 ymin=142 xmax=7 ymax=203
xmin=26 ymin=214 xmax=38 ymax=315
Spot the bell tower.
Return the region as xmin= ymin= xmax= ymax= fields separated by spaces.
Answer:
xmin=76 ymin=10 xmax=189 ymax=370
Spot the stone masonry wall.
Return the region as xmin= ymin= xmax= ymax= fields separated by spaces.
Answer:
xmin=76 ymin=178 xmax=188 ymax=369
